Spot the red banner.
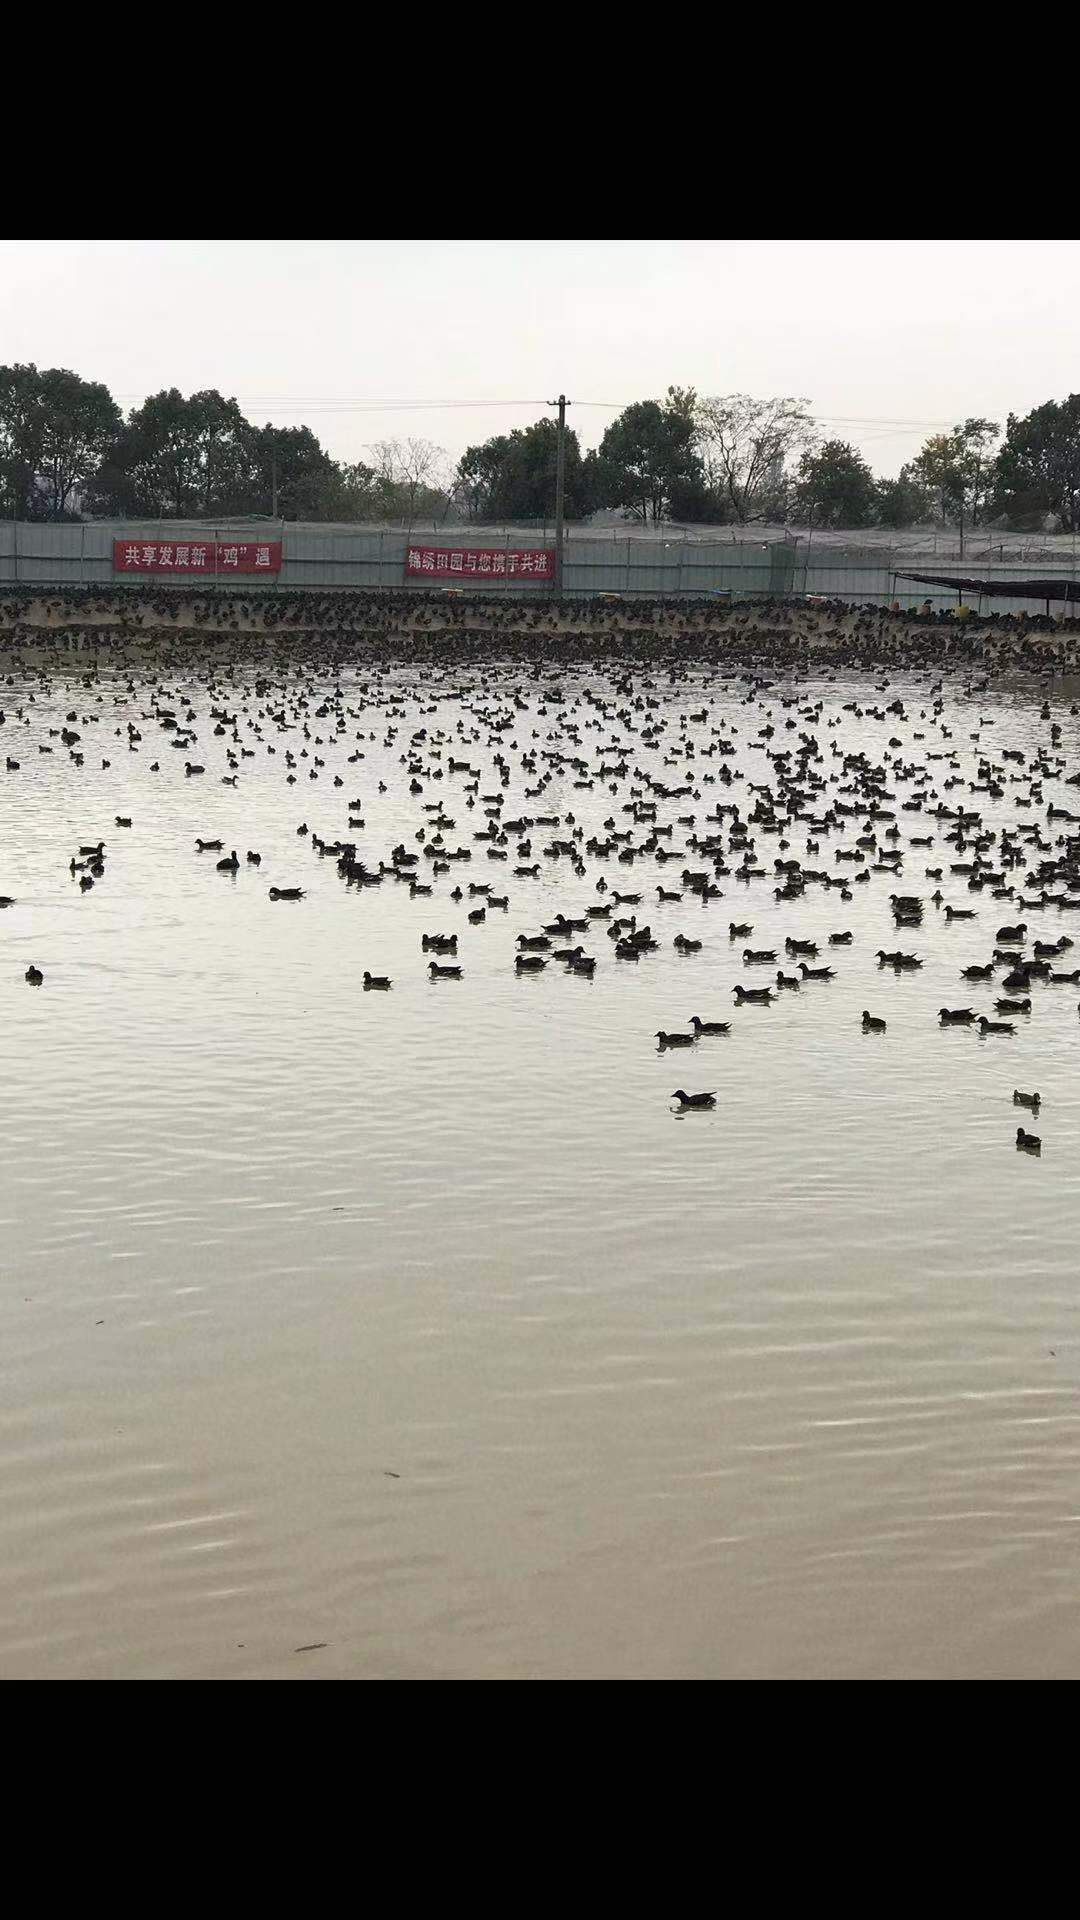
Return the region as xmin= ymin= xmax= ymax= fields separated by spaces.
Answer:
xmin=404 ymin=545 xmax=554 ymax=584
xmin=113 ymin=539 xmax=282 ymax=574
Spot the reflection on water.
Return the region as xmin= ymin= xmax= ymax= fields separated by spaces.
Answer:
xmin=2 ymin=652 xmax=1080 ymax=1677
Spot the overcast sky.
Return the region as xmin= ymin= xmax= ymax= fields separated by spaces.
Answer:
xmin=2 ymin=239 xmax=1077 ymax=480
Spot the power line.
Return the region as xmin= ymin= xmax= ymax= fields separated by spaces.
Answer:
xmin=105 ymin=392 xmax=962 ymax=430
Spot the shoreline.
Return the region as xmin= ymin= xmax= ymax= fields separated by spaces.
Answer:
xmin=1 ymin=590 xmax=1079 ymax=676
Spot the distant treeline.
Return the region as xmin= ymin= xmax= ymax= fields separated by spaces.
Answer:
xmin=3 ymin=364 xmax=1079 ymax=534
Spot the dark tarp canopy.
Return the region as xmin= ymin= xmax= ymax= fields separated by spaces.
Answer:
xmin=895 ymin=571 xmax=1080 ymax=602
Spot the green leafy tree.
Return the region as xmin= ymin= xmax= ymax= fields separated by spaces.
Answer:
xmin=33 ymin=369 xmax=122 ymax=517
xmin=246 ymin=423 xmax=336 ymax=518
xmin=792 ymin=439 xmax=876 ymax=528
xmin=666 ymin=471 xmax=728 ymax=522
xmin=456 ymin=420 xmax=588 ymax=523
xmin=873 ymin=464 xmax=934 ymax=528
xmin=0 ymin=364 xmax=44 ymax=517
xmin=457 ymin=436 xmax=512 ymax=520
xmin=88 ymin=388 xmax=252 ymax=516
xmin=912 ymin=418 xmax=999 ymax=527
xmin=990 ymin=395 xmax=1080 ymax=531
xmin=594 ymin=388 xmax=702 ymax=523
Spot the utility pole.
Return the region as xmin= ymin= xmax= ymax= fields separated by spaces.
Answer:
xmin=549 ymin=393 xmax=570 ymax=595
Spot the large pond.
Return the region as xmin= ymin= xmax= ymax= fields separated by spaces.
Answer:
xmin=2 ymin=649 xmax=1078 ymax=1678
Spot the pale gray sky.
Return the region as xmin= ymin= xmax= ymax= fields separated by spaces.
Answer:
xmin=2 ymin=239 xmax=1077 ymax=479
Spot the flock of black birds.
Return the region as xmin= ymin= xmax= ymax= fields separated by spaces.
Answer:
xmin=6 ymin=590 xmax=1080 ymax=1156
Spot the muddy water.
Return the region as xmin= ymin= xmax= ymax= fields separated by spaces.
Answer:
xmin=1 ymin=655 xmax=1078 ymax=1678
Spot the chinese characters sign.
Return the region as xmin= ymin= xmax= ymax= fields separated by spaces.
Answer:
xmin=113 ymin=540 xmax=282 ymax=574
xmin=404 ymin=546 xmax=555 ymax=584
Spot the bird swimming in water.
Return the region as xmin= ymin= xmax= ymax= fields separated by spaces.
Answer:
xmin=656 ymin=1030 xmax=696 ymax=1048
xmin=1016 ymin=1127 xmax=1041 ymax=1153
xmin=689 ymin=1016 xmax=730 ymax=1035
xmin=25 ymin=964 xmax=43 ymax=985
xmin=363 ymin=972 xmax=392 ymax=989
xmin=216 ymin=850 xmax=239 ymax=872
xmin=428 ymin=962 xmax=462 ymax=979
xmin=671 ymin=1089 xmax=716 ymax=1109
xmin=861 ymin=1011 xmax=886 ymax=1031
xmin=1013 ymin=1089 xmax=1041 ymax=1111
xmin=268 ymin=886 xmax=304 ymax=900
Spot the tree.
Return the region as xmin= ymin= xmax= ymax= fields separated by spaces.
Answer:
xmin=791 ymin=439 xmax=876 ymax=528
xmin=32 ymin=369 xmax=122 ymax=517
xmin=457 ymin=435 xmax=512 ymax=520
xmin=455 ymin=419 xmax=589 ymax=523
xmin=691 ymin=394 xmax=817 ymax=524
xmin=873 ymin=464 xmax=934 ymax=529
xmin=594 ymin=388 xmax=702 ymax=523
xmin=990 ymin=395 xmax=1080 ymax=532
xmin=666 ymin=470 xmax=727 ymax=523
xmin=368 ymin=437 xmax=450 ymax=527
xmin=0 ymin=364 xmax=45 ymax=518
xmin=88 ymin=387 xmax=252 ymax=517
xmin=246 ymin=423 xmax=335 ymax=519
xmin=912 ymin=418 xmax=999 ymax=527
